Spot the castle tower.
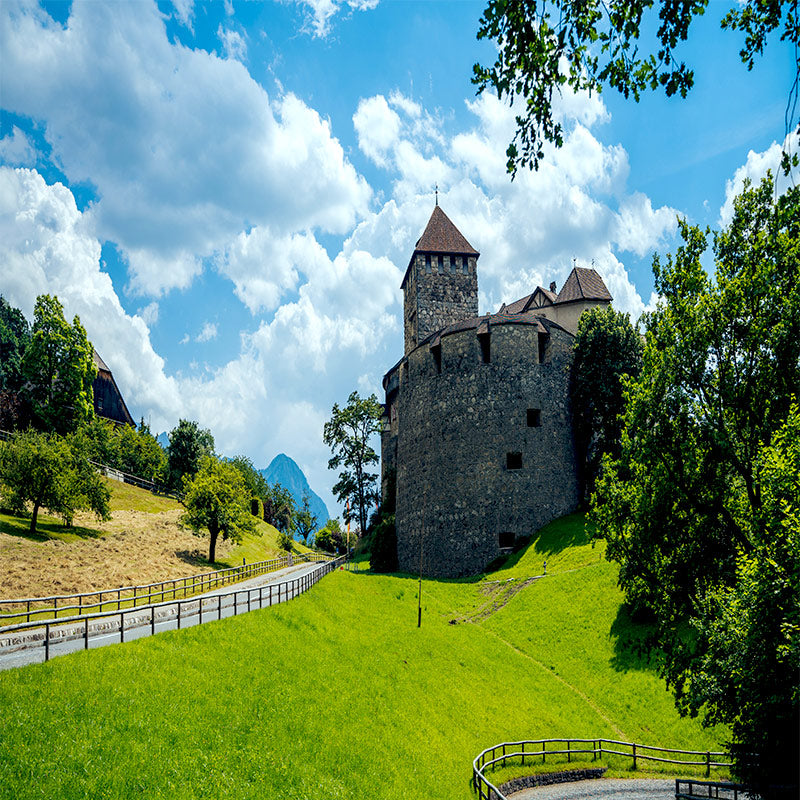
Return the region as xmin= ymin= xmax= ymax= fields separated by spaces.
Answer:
xmin=401 ymin=205 xmax=479 ymax=354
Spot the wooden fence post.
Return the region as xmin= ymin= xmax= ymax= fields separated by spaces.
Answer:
xmin=45 ymin=623 xmax=50 ymax=661
xmin=85 ymin=617 xmax=89 ymax=650
xmin=632 ymin=742 xmax=637 ymax=771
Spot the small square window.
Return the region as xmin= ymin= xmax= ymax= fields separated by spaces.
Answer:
xmin=506 ymin=452 xmax=522 ymax=470
xmin=527 ymin=409 xmax=541 ymax=427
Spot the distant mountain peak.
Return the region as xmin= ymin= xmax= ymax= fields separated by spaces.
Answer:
xmin=260 ymin=454 xmax=329 ymax=536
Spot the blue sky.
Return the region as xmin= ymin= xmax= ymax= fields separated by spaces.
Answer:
xmin=0 ymin=0 xmax=795 ymax=517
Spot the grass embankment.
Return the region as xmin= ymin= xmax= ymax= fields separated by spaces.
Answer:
xmin=0 ymin=479 xmax=309 ymax=600
xmin=0 ymin=515 xmax=726 ymax=799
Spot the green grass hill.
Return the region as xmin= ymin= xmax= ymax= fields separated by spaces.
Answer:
xmin=0 ymin=514 xmax=726 ymax=799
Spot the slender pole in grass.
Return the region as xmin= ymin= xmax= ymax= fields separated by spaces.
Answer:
xmin=417 ymin=487 xmax=427 ymax=628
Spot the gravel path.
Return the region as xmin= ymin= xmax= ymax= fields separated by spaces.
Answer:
xmin=508 ymin=778 xmax=675 ymax=800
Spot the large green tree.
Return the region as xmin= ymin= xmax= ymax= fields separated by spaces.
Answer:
xmin=570 ymin=306 xmax=642 ymax=503
xmin=473 ymin=0 xmax=800 ymax=174
xmin=0 ymin=429 xmax=111 ymax=534
xmin=21 ymin=294 xmax=96 ymax=434
xmin=592 ymin=177 xmax=799 ymax=794
xmin=0 ymin=296 xmax=30 ymax=393
xmin=181 ymin=456 xmax=256 ymax=563
xmin=323 ymin=391 xmax=382 ymax=537
xmin=294 ymin=492 xmax=318 ymax=545
xmin=167 ymin=419 xmax=215 ymax=490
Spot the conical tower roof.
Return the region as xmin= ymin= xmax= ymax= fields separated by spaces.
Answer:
xmin=414 ymin=205 xmax=479 ymax=255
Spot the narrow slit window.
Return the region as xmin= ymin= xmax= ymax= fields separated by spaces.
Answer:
xmin=425 ymin=254 xmax=431 ymax=273
xmin=527 ymin=408 xmax=541 ymax=427
xmin=462 ymin=256 xmax=469 ymax=274
xmin=538 ymin=333 xmax=546 ymax=364
xmin=479 ymin=333 xmax=490 ymax=364
xmin=437 ymin=254 xmax=443 ymax=273
xmin=432 ymin=345 xmax=442 ymax=375
xmin=506 ymin=452 xmax=522 ymax=470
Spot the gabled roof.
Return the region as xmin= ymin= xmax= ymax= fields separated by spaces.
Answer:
xmin=92 ymin=349 xmax=135 ymax=427
xmin=556 ymin=267 xmax=612 ymax=303
xmin=414 ymin=205 xmax=479 ymax=255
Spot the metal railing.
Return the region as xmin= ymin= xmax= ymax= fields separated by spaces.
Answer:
xmin=472 ymin=738 xmax=733 ymax=800
xmin=0 ymin=552 xmax=332 ymax=625
xmin=676 ymin=779 xmax=747 ymax=800
xmin=0 ymin=556 xmax=345 ymax=663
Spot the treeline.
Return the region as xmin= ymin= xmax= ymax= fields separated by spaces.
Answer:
xmin=0 ymin=293 xmax=334 ymax=547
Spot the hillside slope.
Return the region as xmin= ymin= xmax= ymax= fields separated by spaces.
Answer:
xmin=0 ymin=478 xmax=306 ymax=599
xmin=0 ymin=514 xmax=725 ymax=799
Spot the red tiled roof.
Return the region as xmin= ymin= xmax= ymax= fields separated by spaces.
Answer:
xmin=556 ymin=267 xmax=612 ymax=303
xmin=414 ymin=205 xmax=479 ymax=255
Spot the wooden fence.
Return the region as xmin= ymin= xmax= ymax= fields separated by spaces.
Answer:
xmin=0 ymin=552 xmax=332 ymax=625
xmin=0 ymin=556 xmax=345 ymax=663
xmin=472 ymin=738 xmax=733 ymax=800
xmin=675 ymin=778 xmax=748 ymax=800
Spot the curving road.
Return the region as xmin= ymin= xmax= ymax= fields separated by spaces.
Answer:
xmin=0 ymin=560 xmax=330 ymax=671
xmin=509 ymin=778 xmax=675 ymax=800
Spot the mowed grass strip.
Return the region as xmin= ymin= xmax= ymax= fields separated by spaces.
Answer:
xmin=0 ymin=527 xmax=726 ymax=800
xmin=0 ymin=479 xmax=303 ymax=602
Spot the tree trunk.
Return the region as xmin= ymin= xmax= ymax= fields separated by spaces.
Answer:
xmin=30 ymin=502 xmax=40 ymax=535
xmin=208 ymin=527 xmax=218 ymax=563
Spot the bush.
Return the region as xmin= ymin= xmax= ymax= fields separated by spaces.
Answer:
xmin=370 ymin=514 xmax=398 ymax=572
xmin=251 ymin=496 xmax=263 ymax=519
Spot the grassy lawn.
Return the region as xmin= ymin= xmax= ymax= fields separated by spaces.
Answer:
xmin=0 ymin=514 xmax=727 ymax=800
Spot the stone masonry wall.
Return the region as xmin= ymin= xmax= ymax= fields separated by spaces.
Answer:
xmin=404 ymin=253 xmax=478 ymax=354
xmin=392 ymin=319 xmax=579 ymax=578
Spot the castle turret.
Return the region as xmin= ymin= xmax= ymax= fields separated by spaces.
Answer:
xmin=401 ymin=205 xmax=479 ymax=354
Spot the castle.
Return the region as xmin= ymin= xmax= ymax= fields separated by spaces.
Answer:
xmin=380 ymin=205 xmax=612 ymax=578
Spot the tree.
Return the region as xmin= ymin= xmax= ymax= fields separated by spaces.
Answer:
xmin=294 ymin=492 xmax=318 ymax=545
xmin=570 ymin=306 xmax=642 ymax=503
xmin=323 ymin=390 xmax=382 ymax=537
xmin=167 ymin=419 xmax=214 ymax=490
xmin=473 ymin=0 xmax=800 ymax=174
xmin=264 ymin=482 xmax=296 ymax=534
xmin=591 ymin=176 xmax=800 ymax=794
xmin=315 ymin=518 xmax=345 ymax=555
xmin=20 ymin=294 xmax=96 ymax=434
xmin=181 ymin=456 xmax=256 ymax=563
xmin=0 ymin=295 xmax=30 ymax=393
xmin=0 ymin=429 xmax=110 ymax=534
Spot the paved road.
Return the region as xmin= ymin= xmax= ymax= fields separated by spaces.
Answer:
xmin=0 ymin=560 xmax=330 ymax=671
xmin=508 ymin=779 xmax=675 ymax=800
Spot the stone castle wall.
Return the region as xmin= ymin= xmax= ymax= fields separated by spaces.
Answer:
xmin=388 ymin=318 xmax=579 ymax=578
xmin=403 ymin=253 xmax=478 ymax=354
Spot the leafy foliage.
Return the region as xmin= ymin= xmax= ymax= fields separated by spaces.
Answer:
xmin=323 ymin=390 xmax=382 ymax=536
xmin=263 ymin=482 xmax=296 ymax=533
xmin=167 ymin=419 xmax=215 ymax=490
xmin=0 ymin=295 xmax=30 ymax=393
xmin=370 ymin=513 xmax=398 ymax=572
xmin=473 ymin=0 xmax=800 ymax=174
xmin=0 ymin=428 xmax=110 ymax=534
xmin=21 ymin=294 xmax=96 ymax=434
xmin=570 ymin=306 xmax=642 ymax=503
xmin=294 ymin=492 xmax=318 ymax=545
xmin=592 ymin=177 xmax=800 ymax=793
xmin=315 ymin=518 xmax=346 ymax=554
xmin=181 ymin=456 xmax=256 ymax=563
xmin=75 ymin=417 xmax=168 ymax=484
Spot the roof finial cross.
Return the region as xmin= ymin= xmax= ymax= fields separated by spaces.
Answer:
xmin=434 ymin=183 xmax=439 ymax=206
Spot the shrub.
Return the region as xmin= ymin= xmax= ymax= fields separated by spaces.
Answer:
xmin=251 ymin=496 xmax=263 ymax=519
xmin=370 ymin=513 xmax=398 ymax=572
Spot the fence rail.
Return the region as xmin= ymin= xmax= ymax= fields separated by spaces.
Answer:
xmin=676 ymin=779 xmax=748 ymax=800
xmin=0 ymin=556 xmax=345 ymax=664
xmin=472 ymin=738 xmax=733 ymax=800
xmin=0 ymin=552 xmax=333 ymax=626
